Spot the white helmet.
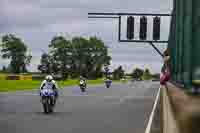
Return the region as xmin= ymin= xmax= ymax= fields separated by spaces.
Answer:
xmin=45 ymin=75 xmax=53 ymax=82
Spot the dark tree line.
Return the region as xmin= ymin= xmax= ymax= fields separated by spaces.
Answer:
xmin=131 ymin=68 xmax=152 ymax=80
xmin=0 ymin=34 xmax=156 ymax=80
xmin=113 ymin=66 xmax=125 ymax=80
xmin=0 ymin=34 xmax=111 ymax=78
xmin=38 ymin=36 xmax=111 ymax=79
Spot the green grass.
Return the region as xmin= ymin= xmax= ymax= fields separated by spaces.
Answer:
xmin=0 ymin=79 xmax=106 ymax=92
xmin=0 ymin=80 xmax=41 ymax=92
xmin=0 ymin=73 xmax=7 ymax=80
xmin=87 ymin=79 xmax=103 ymax=84
xmin=0 ymin=78 xmax=123 ymax=92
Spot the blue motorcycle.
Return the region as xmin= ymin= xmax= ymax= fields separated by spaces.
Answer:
xmin=40 ymin=88 xmax=56 ymax=114
xmin=105 ymin=79 xmax=112 ymax=88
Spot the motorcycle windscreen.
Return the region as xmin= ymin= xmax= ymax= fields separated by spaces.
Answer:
xmin=41 ymin=89 xmax=54 ymax=96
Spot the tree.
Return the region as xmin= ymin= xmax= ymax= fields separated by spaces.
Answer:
xmin=132 ymin=68 xmax=144 ymax=80
xmin=0 ymin=34 xmax=32 ymax=73
xmin=0 ymin=66 xmax=7 ymax=72
xmin=152 ymin=73 xmax=160 ymax=80
xmin=113 ymin=66 xmax=125 ymax=80
xmin=2 ymin=66 xmax=6 ymax=71
xmin=71 ymin=37 xmax=90 ymax=77
xmin=49 ymin=36 xmax=72 ymax=79
xmin=48 ymin=36 xmax=111 ymax=79
xmin=71 ymin=36 xmax=111 ymax=78
xmin=38 ymin=53 xmax=51 ymax=74
xmin=142 ymin=68 xmax=152 ymax=80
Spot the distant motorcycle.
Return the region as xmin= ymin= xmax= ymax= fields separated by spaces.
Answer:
xmin=105 ymin=79 xmax=112 ymax=88
xmin=80 ymin=80 xmax=86 ymax=92
xmin=40 ymin=88 xmax=56 ymax=114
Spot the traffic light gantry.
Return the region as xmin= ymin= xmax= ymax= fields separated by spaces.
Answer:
xmin=88 ymin=12 xmax=172 ymax=57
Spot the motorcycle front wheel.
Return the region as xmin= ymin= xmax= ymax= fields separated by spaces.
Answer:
xmin=43 ymin=103 xmax=49 ymax=114
xmin=80 ymin=85 xmax=85 ymax=92
xmin=81 ymin=88 xmax=85 ymax=92
xmin=42 ymin=97 xmax=53 ymax=114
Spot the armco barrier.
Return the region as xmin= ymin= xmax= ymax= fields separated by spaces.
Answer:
xmin=161 ymin=85 xmax=180 ymax=133
xmin=162 ymin=82 xmax=200 ymax=133
xmin=6 ymin=75 xmax=20 ymax=80
xmin=19 ymin=75 xmax=32 ymax=80
xmin=165 ymin=83 xmax=200 ymax=133
xmin=32 ymin=75 xmax=63 ymax=80
xmin=5 ymin=74 xmax=32 ymax=80
xmin=1 ymin=74 xmax=63 ymax=80
xmin=32 ymin=75 xmax=45 ymax=80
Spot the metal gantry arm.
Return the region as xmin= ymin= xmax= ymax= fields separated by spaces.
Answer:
xmin=149 ymin=42 xmax=164 ymax=58
xmin=88 ymin=12 xmax=172 ymax=16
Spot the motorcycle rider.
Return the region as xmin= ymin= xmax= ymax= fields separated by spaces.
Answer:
xmin=40 ymin=75 xmax=59 ymax=104
xmin=80 ymin=75 xmax=87 ymax=86
xmin=105 ymin=77 xmax=112 ymax=86
xmin=79 ymin=75 xmax=87 ymax=92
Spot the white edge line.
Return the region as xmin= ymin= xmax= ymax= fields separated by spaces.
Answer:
xmin=145 ymin=87 xmax=161 ymax=133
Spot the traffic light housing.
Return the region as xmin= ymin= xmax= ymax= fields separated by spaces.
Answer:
xmin=127 ymin=16 xmax=134 ymax=40
xmin=153 ymin=17 xmax=161 ymax=40
xmin=139 ymin=16 xmax=147 ymax=40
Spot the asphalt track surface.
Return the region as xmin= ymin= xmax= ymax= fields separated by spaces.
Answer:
xmin=0 ymin=81 xmax=159 ymax=133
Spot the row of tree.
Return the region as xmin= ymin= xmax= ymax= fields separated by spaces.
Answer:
xmin=109 ymin=66 xmax=154 ymax=80
xmin=131 ymin=68 xmax=152 ymax=80
xmin=38 ymin=36 xmax=111 ymax=79
xmin=0 ymin=34 xmax=111 ymax=79
xmin=0 ymin=34 xmax=156 ymax=80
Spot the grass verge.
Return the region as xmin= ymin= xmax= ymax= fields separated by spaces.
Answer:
xmin=0 ymin=79 xmax=120 ymax=92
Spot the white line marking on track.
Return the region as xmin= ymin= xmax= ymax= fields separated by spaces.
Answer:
xmin=145 ymin=87 xmax=161 ymax=133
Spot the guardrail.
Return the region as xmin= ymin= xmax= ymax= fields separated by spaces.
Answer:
xmin=161 ymin=85 xmax=180 ymax=133
xmin=0 ymin=74 xmax=64 ymax=81
xmin=161 ymin=82 xmax=200 ymax=133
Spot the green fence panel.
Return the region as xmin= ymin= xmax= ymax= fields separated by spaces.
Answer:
xmin=178 ymin=0 xmax=185 ymax=83
xmin=168 ymin=5 xmax=176 ymax=81
xmin=168 ymin=0 xmax=193 ymax=88
xmin=182 ymin=0 xmax=193 ymax=88
xmin=175 ymin=0 xmax=180 ymax=82
xmin=191 ymin=0 xmax=200 ymax=82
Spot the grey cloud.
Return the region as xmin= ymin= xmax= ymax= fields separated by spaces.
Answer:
xmin=40 ymin=0 xmax=172 ymax=13
xmin=1 ymin=4 xmax=89 ymax=32
xmin=0 ymin=0 xmax=172 ymax=72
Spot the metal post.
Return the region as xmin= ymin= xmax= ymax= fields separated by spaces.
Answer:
xmin=149 ymin=42 xmax=164 ymax=58
xmin=118 ymin=16 xmax=121 ymax=41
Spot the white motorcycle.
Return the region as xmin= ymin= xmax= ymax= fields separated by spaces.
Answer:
xmin=80 ymin=80 xmax=86 ymax=92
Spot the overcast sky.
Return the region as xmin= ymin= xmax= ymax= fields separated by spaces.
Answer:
xmin=0 ymin=0 xmax=173 ymax=73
